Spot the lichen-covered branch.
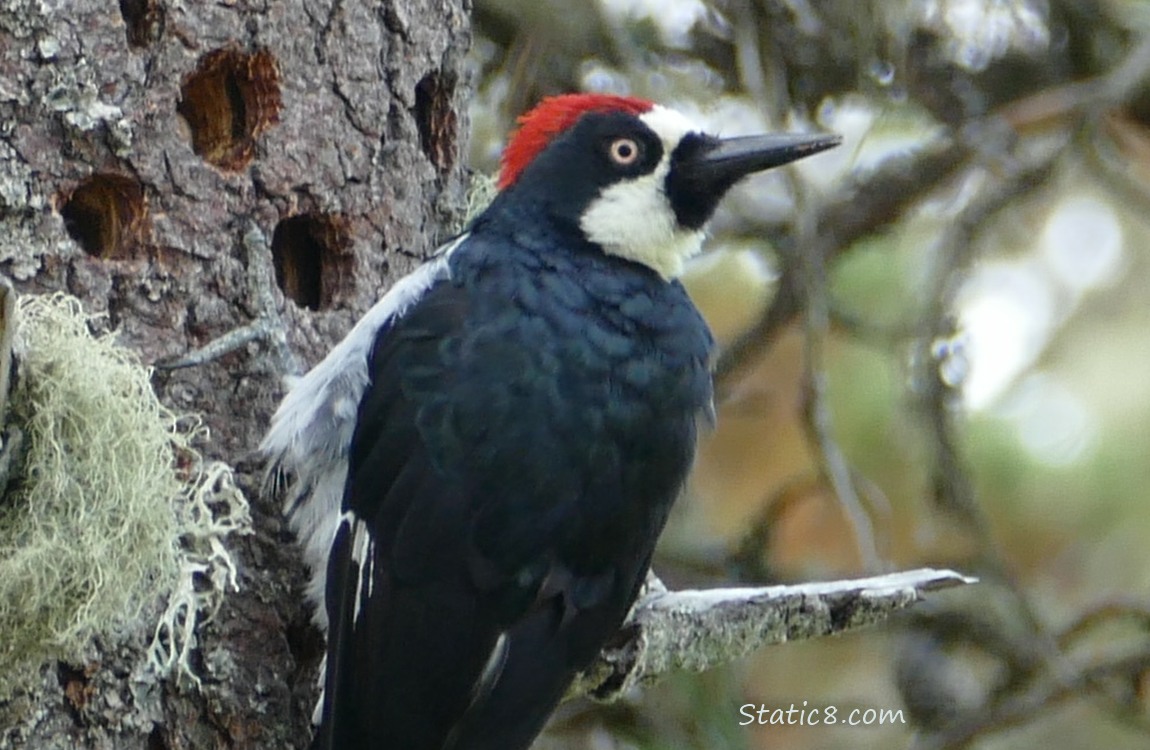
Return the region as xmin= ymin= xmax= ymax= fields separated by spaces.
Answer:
xmin=572 ymin=568 xmax=975 ymax=702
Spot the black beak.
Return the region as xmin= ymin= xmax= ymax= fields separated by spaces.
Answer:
xmin=694 ymin=133 xmax=842 ymax=178
xmin=666 ymin=132 xmax=841 ymax=230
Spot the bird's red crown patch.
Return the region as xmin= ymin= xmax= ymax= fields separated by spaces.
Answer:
xmin=498 ymin=94 xmax=654 ymax=190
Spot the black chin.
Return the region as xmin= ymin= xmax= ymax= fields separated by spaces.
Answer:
xmin=665 ymin=131 xmax=842 ymax=230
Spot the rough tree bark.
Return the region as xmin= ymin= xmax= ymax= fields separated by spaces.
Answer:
xmin=0 ymin=0 xmax=471 ymax=747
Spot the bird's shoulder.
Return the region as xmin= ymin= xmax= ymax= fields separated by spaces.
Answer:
xmin=380 ymin=229 xmax=716 ymax=438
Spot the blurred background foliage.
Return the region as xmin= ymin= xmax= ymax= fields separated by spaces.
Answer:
xmin=468 ymin=0 xmax=1150 ymax=748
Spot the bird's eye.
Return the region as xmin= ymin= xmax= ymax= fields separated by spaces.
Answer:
xmin=608 ymin=138 xmax=641 ymax=166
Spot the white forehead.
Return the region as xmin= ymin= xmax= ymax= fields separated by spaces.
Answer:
xmin=639 ymin=105 xmax=703 ymax=152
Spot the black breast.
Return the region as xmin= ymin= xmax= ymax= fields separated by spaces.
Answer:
xmin=432 ymin=238 xmax=715 ymax=577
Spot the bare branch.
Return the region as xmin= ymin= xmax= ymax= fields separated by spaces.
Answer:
xmin=794 ymin=166 xmax=883 ymax=570
xmin=573 ymin=568 xmax=975 ymax=702
xmin=998 ymin=35 xmax=1150 ymax=131
xmin=911 ymin=649 xmax=1150 ymax=750
xmin=913 ymin=148 xmax=1060 ymax=535
xmin=727 ymin=473 xmax=821 ymax=581
xmin=1057 ymin=602 xmax=1150 ymax=649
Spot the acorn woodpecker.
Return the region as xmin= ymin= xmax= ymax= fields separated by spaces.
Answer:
xmin=262 ymin=94 xmax=839 ymax=750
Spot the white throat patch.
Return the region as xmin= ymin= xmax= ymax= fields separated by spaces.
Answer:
xmin=579 ymin=105 xmax=705 ymax=280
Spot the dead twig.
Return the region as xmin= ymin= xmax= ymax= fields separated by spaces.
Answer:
xmin=911 ymin=649 xmax=1150 ymax=750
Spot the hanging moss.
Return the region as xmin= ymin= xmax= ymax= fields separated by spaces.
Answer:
xmin=0 ymin=293 xmax=249 ymax=697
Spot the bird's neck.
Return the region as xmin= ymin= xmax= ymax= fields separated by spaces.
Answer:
xmin=468 ymin=192 xmax=671 ymax=285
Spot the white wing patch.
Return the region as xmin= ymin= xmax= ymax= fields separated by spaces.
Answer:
xmin=346 ymin=512 xmax=375 ymax=627
xmin=476 ymin=633 xmax=508 ymax=699
xmin=260 ymin=235 xmax=464 ymax=632
xmin=444 ymin=633 xmax=509 ymax=746
xmin=579 ymin=104 xmax=705 ymax=280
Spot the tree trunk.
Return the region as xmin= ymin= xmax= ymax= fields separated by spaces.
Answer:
xmin=0 ymin=0 xmax=471 ymax=746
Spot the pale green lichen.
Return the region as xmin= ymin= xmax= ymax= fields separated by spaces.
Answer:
xmin=0 ymin=293 xmax=249 ymax=697
xmin=462 ymin=171 xmax=498 ymax=227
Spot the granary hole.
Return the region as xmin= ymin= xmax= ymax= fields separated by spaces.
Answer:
xmin=177 ymin=46 xmax=282 ymax=171
xmin=60 ymin=173 xmax=147 ymax=259
xmin=119 ymin=0 xmax=163 ymax=48
xmin=146 ymin=726 xmax=169 ymax=750
xmin=271 ymin=214 xmax=353 ymax=311
xmin=414 ymin=71 xmax=458 ymax=172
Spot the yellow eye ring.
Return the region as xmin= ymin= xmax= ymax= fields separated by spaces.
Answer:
xmin=608 ymin=138 xmax=640 ymax=166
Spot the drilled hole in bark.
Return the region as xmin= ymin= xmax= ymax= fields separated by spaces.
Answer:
xmin=119 ymin=0 xmax=163 ymax=48
xmin=177 ymin=46 xmax=281 ymax=171
xmin=285 ymin=613 xmax=325 ymax=678
xmin=271 ymin=214 xmax=353 ymax=311
xmin=57 ymin=661 xmax=94 ymax=717
xmin=414 ymin=71 xmax=457 ymax=172
xmin=60 ymin=174 xmax=148 ymax=259
xmin=146 ymin=727 xmax=169 ymax=750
